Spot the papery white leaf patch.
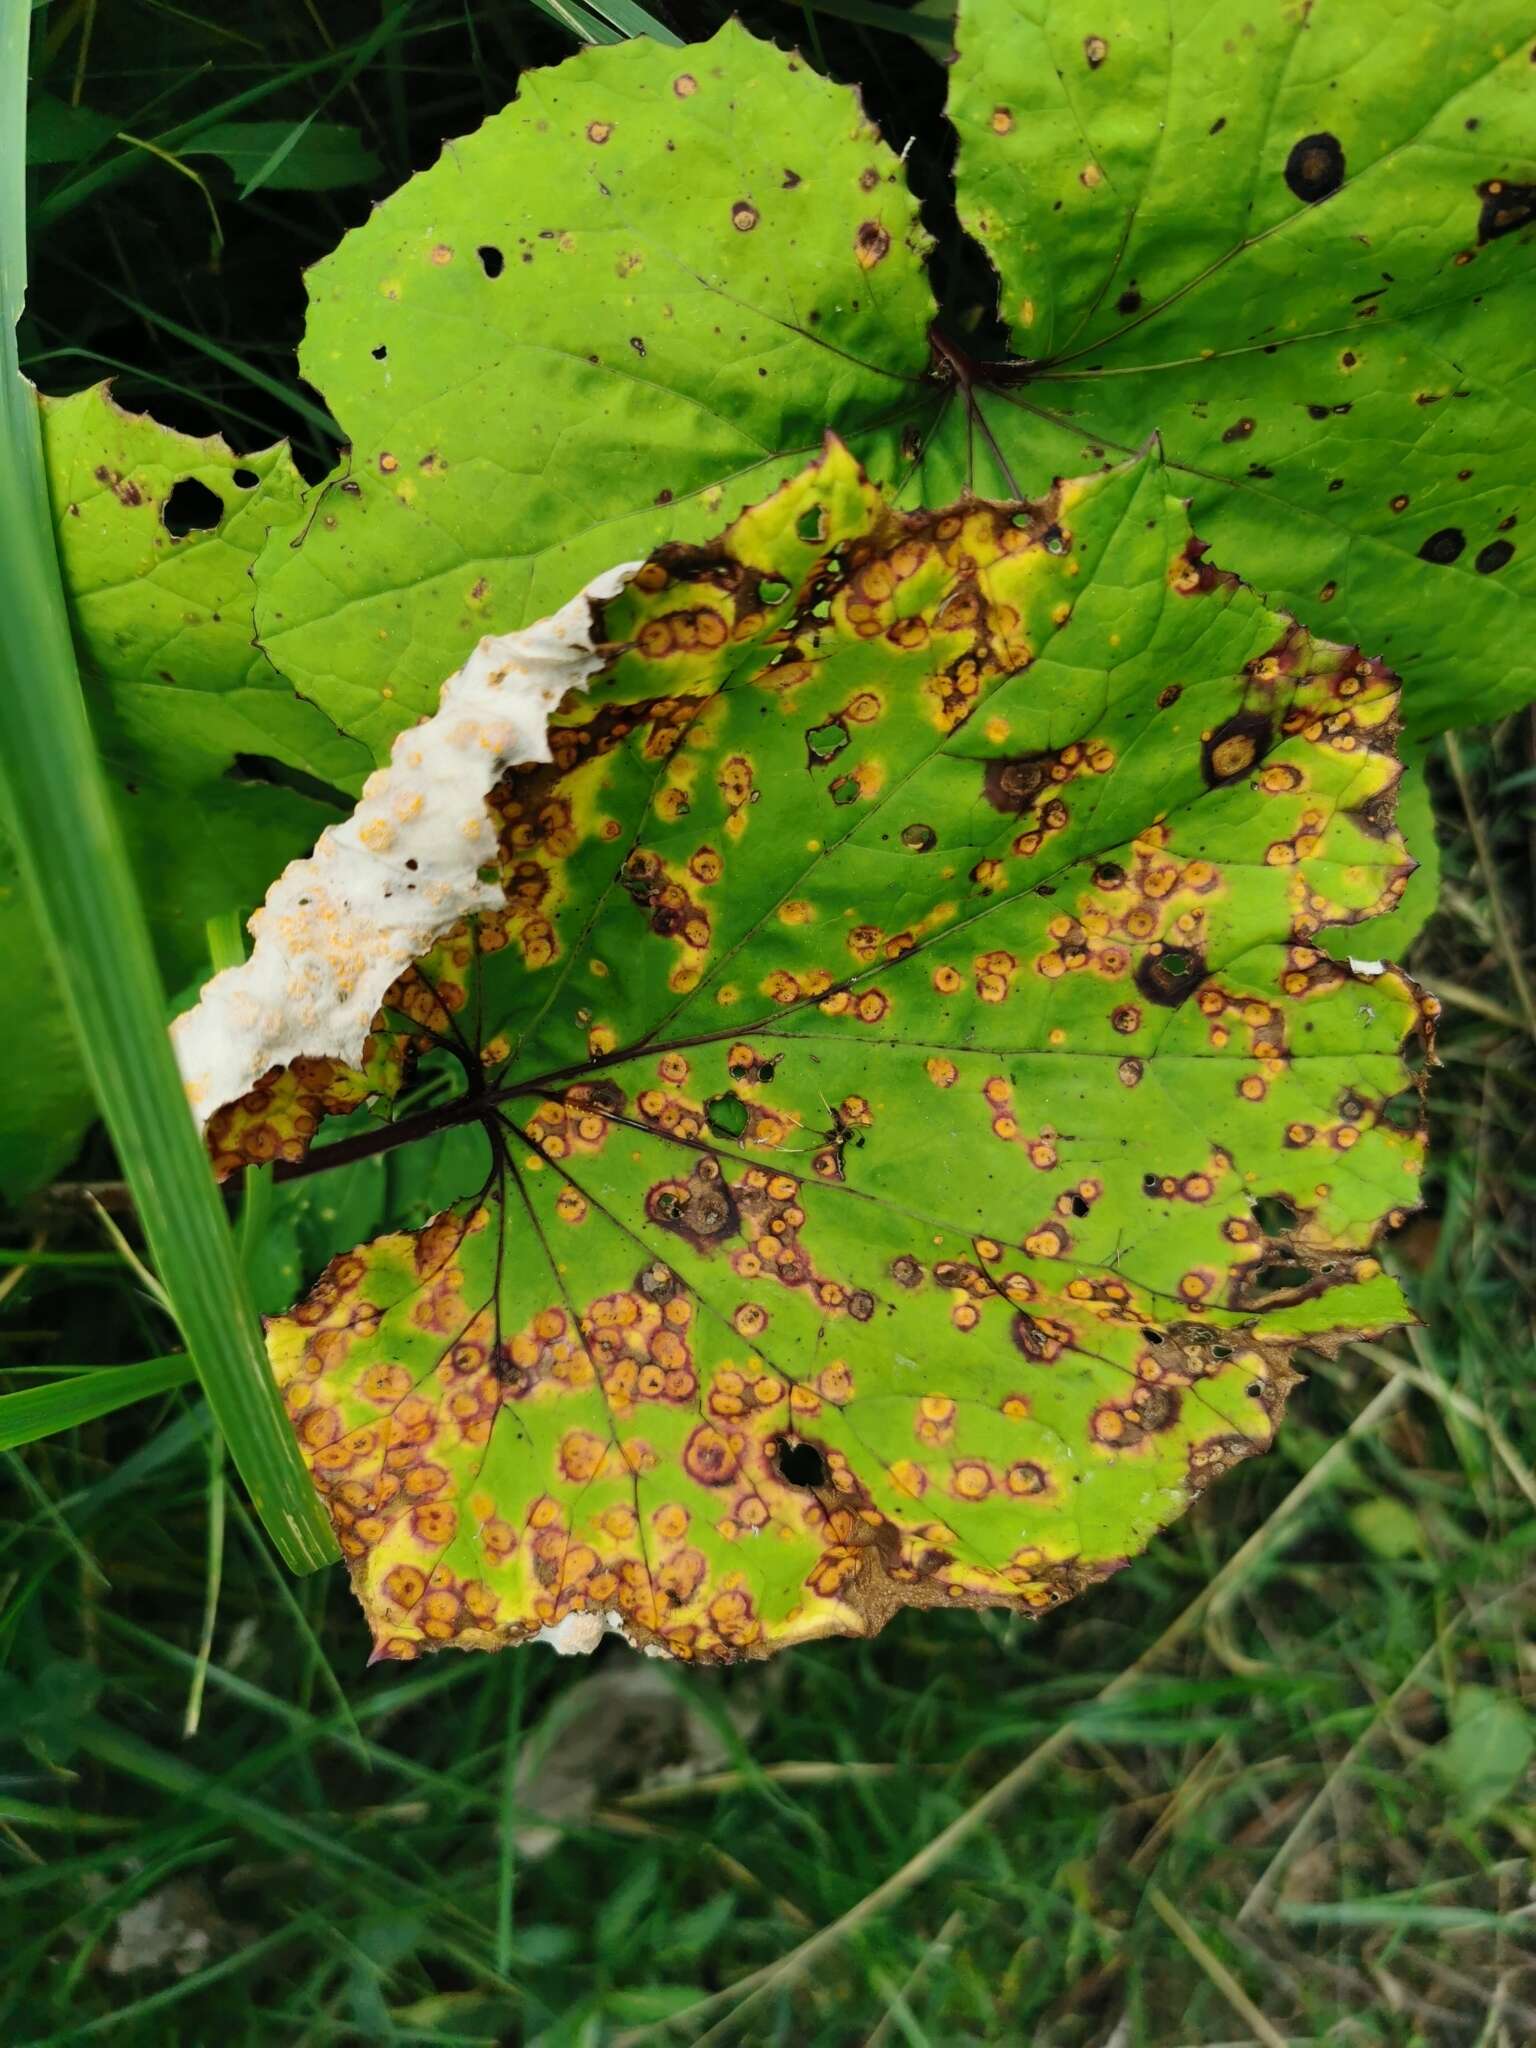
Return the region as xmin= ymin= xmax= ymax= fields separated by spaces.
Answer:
xmin=172 ymin=560 xmax=638 ymax=1122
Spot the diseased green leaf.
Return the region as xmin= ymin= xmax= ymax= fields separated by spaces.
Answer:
xmin=248 ymin=12 xmax=1536 ymax=766
xmin=252 ymin=20 xmax=939 ymax=761
xmin=0 ymin=385 xmax=367 ymax=1197
xmin=188 ymin=444 xmax=1430 ymax=1662
xmin=949 ymin=0 xmax=1536 ymax=735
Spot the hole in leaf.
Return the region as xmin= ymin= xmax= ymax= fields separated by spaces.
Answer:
xmin=371 ymin=344 xmax=388 ymax=360
xmin=796 ymin=507 xmax=827 ymax=543
xmin=231 ymin=467 xmax=259 ymax=490
xmin=705 ymin=1091 xmax=749 ymax=1140
xmin=1251 ymin=1262 xmax=1313 ymax=1293
xmin=775 ymin=1437 xmax=827 ymax=1489
xmin=758 ymin=577 xmax=790 ymax=604
xmin=1253 ymin=1194 xmax=1299 ymax=1234
xmin=1070 ymin=1193 xmax=1090 ymax=1218
xmin=477 ymin=244 xmax=504 ymax=277
xmin=162 ymin=477 xmax=224 ymax=536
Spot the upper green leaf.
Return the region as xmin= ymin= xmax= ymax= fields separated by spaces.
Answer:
xmin=949 ymin=0 xmax=1536 ymax=735
xmin=191 ymin=444 xmax=1430 ymax=1662
xmin=246 ymin=11 xmax=1536 ymax=752
xmin=253 ymin=20 xmax=937 ymax=761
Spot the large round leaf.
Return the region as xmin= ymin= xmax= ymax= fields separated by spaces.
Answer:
xmin=190 ymin=444 xmax=1430 ymax=1661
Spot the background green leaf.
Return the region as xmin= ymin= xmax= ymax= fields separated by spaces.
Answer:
xmin=0 ymin=386 xmax=365 ymax=1197
xmin=182 ymin=120 xmax=383 ymax=195
xmin=1436 ymin=1684 xmax=1534 ymax=1820
xmin=949 ymin=0 xmax=1536 ymax=737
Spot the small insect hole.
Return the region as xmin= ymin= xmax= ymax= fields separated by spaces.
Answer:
xmin=477 ymin=245 xmax=505 ymax=278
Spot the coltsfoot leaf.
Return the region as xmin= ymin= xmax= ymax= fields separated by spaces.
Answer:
xmin=950 ymin=0 xmax=1536 ymax=735
xmin=250 ymin=10 xmax=1536 ymax=756
xmin=187 ymin=443 xmax=1433 ymax=1662
xmin=253 ymin=20 xmax=937 ymax=761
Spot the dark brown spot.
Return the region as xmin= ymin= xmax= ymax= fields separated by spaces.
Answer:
xmin=1476 ymin=178 xmax=1536 ymax=244
xmin=1135 ymin=945 xmax=1207 ymax=1008
xmin=1084 ymin=33 xmax=1108 ymax=67
xmin=1135 ymin=1385 xmax=1182 ymax=1433
xmin=1221 ymin=417 xmax=1255 ymax=443
xmin=1115 ymin=288 xmax=1142 ymax=314
xmin=983 ymin=753 xmax=1052 ymax=813
xmin=1156 ymin=684 xmax=1182 ymax=709
xmin=1418 ymin=527 xmax=1466 ymax=565
xmin=1284 ymin=132 xmax=1345 ymax=204
xmin=1475 ymin=538 xmax=1515 ymax=573
xmin=1201 ymin=708 xmax=1271 ymax=787
xmin=1011 ymin=1311 xmax=1053 ymax=1361
xmin=731 ymin=201 xmax=759 ymax=232
xmin=855 ymin=220 xmax=890 ymax=267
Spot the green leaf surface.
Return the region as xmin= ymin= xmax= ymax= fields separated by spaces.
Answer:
xmin=24 ymin=93 xmax=120 ymax=167
xmin=202 ymin=445 xmax=1429 ymax=1662
xmin=252 ymin=20 xmax=939 ymax=761
xmin=182 ymin=120 xmax=383 ymax=194
xmin=246 ymin=12 xmax=1536 ymax=766
xmin=949 ymin=0 xmax=1536 ymax=736
xmin=1 ymin=386 xmax=367 ymax=1197
xmin=1436 ymin=1684 xmax=1535 ymax=1819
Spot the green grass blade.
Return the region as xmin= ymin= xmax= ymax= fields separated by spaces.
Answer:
xmin=0 ymin=0 xmax=337 ymax=1574
xmin=776 ymin=0 xmax=956 ymax=46
xmin=522 ymin=0 xmax=628 ymax=46
xmin=0 ymin=1355 xmax=197 ymax=1451
xmin=580 ymin=0 xmax=685 ymax=45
